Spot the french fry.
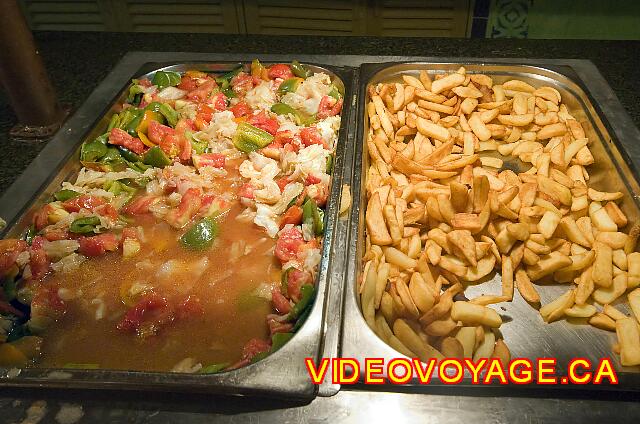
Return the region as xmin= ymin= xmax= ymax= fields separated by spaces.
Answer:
xmin=540 ymin=288 xmax=575 ymax=323
xmin=628 ymin=289 xmax=640 ymax=323
xmin=447 ymin=230 xmax=477 ymax=266
xmin=538 ymin=210 xmax=561 ymax=239
xmin=492 ymin=339 xmax=511 ymax=365
xmin=440 ymin=337 xmax=464 ymax=359
xmin=516 ymin=268 xmax=540 ymax=304
xmin=394 ymin=319 xmax=444 ymax=361
xmin=455 ymin=327 xmax=476 ymax=358
xmin=451 ymin=301 xmax=502 ymax=327
xmin=593 ymin=273 xmax=627 ymax=305
xmin=616 ymin=318 xmax=640 ymax=366
xmin=589 ymin=313 xmax=616 ymax=332
xmin=431 ymin=73 xmax=465 ymax=95
xmin=592 ymin=241 xmax=613 ymax=288
xmin=603 ymin=304 xmax=627 ymax=321
xmin=367 ymin=192 xmax=393 ymax=245
xmin=526 ymin=252 xmax=572 ymax=281
xmin=564 ymin=303 xmax=597 ymax=318
xmin=628 ymin=252 xmax=640 ymax=289
xmin=473 ymin=329 xmax=496 ymax=361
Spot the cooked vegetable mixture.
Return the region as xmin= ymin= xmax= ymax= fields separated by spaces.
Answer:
xmin=0 ymin=60 xmax=343 ymax=372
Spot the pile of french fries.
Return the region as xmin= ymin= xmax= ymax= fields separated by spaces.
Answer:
xmin=360 ymin=67 xmax=640 ymax=366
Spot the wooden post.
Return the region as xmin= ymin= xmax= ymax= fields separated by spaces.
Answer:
xmin=0 ymin=0 xmax=65 ymax=140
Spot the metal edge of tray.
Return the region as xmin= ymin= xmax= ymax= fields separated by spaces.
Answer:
xmin=0 ymin=53 xmax=356 ymax=400
xmin=341 ymin=59 xmax=640 ymax=395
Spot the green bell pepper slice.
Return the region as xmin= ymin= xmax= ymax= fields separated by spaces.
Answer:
xmin=24 ymin=224 xmax=37 ymax=245
xmin=152 ymin=71 xmax=181 ymax=89
xmin=199 ymin=363 xmax=229 ymax=374
xmin=287 ymin=284 xmax=315 ymax=321
xmin=328 ymin=84 xmax=343 ymax=100
xmin=126 ymin=81 xmax=145 ymax=105
xmin=270 ymin=103 xmax=315 ymax=126
xmin=291 ymin=60 xmax=312 ymax=79
xmin=117 ymin=146 xmax=142 ymax=163
xmin=180 ymin=216 xmax=219 ymax=250
xmin=215 ymin=65 xmax=243 ymax=87
xmin=277 ymin=78 xmax=303 ymax=95
xmin=326 ymin=154 xmax=334 ymax=174
xmin=302 ymin=198 xmax=323 ymax=236
xmin=232 ymin=122 xmax=274 ymax=153
xmin=270 ymin=332 xmax=294 ymax=352
xmin=80 ymin=133 xmax=109 ymax=162
xmin=280 ymin=266 xmax=296 ymax=296
xmin=158 ymin=103 xmax=178 ymax=128
xmin=124 ymin=109 xmax=145 ymax=137
xmin=69 ymin=216 xmax=101 ymax=234
xmin=143 ymin=146 xmax=172 ymax=169
xmin=53 ymin=189 xmax=81 ymax=202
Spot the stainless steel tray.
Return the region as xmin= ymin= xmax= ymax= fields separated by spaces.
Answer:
xmin=342 ymin=61 xmax=640 ymax=393
xmin=0 ymin=56 xmax=356 ymax=400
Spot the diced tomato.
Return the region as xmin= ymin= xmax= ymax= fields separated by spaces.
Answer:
xmin=78 ymin=233 xmax=118 ymax=257
xmin=271 ymin=288 xmax=291 ymax=314
xmin=63 ymin=195 xmax=105 ymax=213
xmin=175 ymin=123 xmax=194 ymax=162
xmin=280 ymin=206 xmax=303 ymax=230
xmin=33 ymin=204 xmax=53 ymax=230
xmin=187 ymin=79 xmax=217 ymax=102
xmin=175 ymin=296 xmax=204 ymax=320
xmin=241 ymin=337 xmax=271 ymax=361
xmin=306 ymin=183 xmax=329 ymax=207
xmin=267 ymin=64 xmax=294 ymax=80
xmin=196 ymin=104 xmax=213 ymax=123
xmin=317 ymin=95 xmax=343 ymax=119
xmin=148 ymin=120 xmax=175 ymax=145
xmin=238 ymin=183 xmax=255 ymax=200
xmin=274 ymin=227 xmax=305 ymax=264
xmin=138 ymin=78 xmax=152 ymax=88
xmin=42 ymin=228 xmax=69 ymax=242
xmin=231 ymin=72 xmax=254 ymax=96
xmin=120 ymin=227 xmax=138 ymax=244
xmin=192 ymin=153 xmax=225 ymax=170
xmin=212 ymin=92 xmax=227 ymax=111
xmin=267 ymin=316 xmax=293 ymax=335
xmin=229 ymin=101 xmax=251 ymax=118
xmin=164 ymin=188 xmax=202 ymax=229
xmin=287 ymin=269 xmax=312 ymax=303
xmin=96 ymin=204 xmax=119 ymax=220
xmin=108 ymin=128 xmax=145 ymax=155
xmin=117 ymin=293 xmax=174 ymax=337
xmin=30 ymin=285 xmax=65 ymax=321
xmin=269 ymin=131 xmax=298 ymax=152
xmin=0 ymin=239 xmax=27 ymax=279
xmin=275 ymin=176 xmax=291 ymax=192
xmin=305 ymin=174 xmax=321 ymax=185
xmin=177 ymin=75 xmax=198 ymax=91
xmin=248 ymin=112 xmax=279 ymax=135
xmin=159 ymin=133 xmax=181 ymax=157
xmin=122 ymin=195 xmax=159 ymax=215
xmin=300 ymin=127 xmax=326 ymax=147
xmin=29 ymin=237 xmax=49 ymax=281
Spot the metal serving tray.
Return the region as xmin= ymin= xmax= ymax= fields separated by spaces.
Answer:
xmin=342 ymin=61 xmax=640 ymax=393
xmin=0 ymin=56 xmax=356 ymax=400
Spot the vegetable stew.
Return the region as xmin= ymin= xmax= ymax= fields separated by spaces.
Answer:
xmin=0 ymin=60 xmax=343 ymax=373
